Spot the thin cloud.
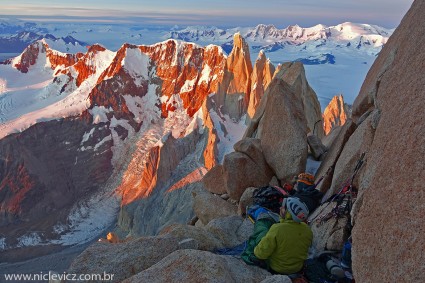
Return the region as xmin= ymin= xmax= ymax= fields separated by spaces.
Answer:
xmin=0 ymin=1 xmax=414 ymax=28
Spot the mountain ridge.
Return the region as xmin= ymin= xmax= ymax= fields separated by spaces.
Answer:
xmin=0 ymin=20 xmax=393 ymax=107
xmin=0 ymin=35 xmax=258 ymax=254
xmin=168 ymin=22 xmax=392 ymax=49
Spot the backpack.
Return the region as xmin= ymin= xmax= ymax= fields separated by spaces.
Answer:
xmin=304 ymin=254 xmax=346 ymax=283
xmin=293 ymin=185 xmax=324 ymax=214
xmin=252 ymin=185 xmax=293 ymax=213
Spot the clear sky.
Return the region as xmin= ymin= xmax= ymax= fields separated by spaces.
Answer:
xmin=0 ymin=0 xmax=414 ymax=28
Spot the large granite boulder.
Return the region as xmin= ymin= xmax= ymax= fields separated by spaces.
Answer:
xmin=159 ymin=223 xmax=225 ymax=251
xmin=233 ymin=138 xmax=272 ymax=172
xmin=202 ymin=165 xmax=227 ymax=194
xmin=245 ymin=69 xmax=309 ymax=183
xmin=192 ymin=190 xmax=237 ymax=225
xmin=307 ymin=133 xmax=327 ymax=160
xmin=349 ymin=1 xmax=425 ymax=282
xmin=160 ymin=215 xmax=253 ymax=253
xmin=204 ymin=215 xmax=253 ymax=247
xmin=223 ymin=151 xmax=273 ymax=200
xmin=279 ymin=62 xmax=324 ymax=138
xmin=204 ymin=138 xmax=275 ymax=201
xmin=67 ymin=236 xmax=180 ymax=282
xmin=123 ymin=249 xmax=271 ymax=283
xmin=238 ymin=187 xmax=258 ymax=216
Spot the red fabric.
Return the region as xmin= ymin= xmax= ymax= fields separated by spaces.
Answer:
xmin=291 ymin=276 xmax=309 ymax=283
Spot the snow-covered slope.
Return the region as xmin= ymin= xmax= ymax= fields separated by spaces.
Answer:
xmin=0 ymin=30 xmax=87 ymax=54
xmin=0 ymin=41 xmax=114 ymax=137
xmin=168 ymin=22 xmax=392 ymax=51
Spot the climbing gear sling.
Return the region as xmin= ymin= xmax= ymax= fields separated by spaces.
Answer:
xmin=309 ymin=152 xmax=366 ymax=226
xmin=313 ymin=165 xmax=334 ymax=189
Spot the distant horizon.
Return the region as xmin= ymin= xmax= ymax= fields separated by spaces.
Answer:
xmin=0 ymin=0 xmax=414 ymax=29
xmin=0 ymin=15 xmax=401 ymax=31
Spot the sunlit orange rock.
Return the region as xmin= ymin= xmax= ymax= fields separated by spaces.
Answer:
xmin=323 ymin=95 xmax=348 ymax=135
xmin=247 ymin=50 xmax=275 ymax=121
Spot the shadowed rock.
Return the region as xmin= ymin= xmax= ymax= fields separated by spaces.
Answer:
xmin=123 ymin=249 xmax=271 ymax=283
xmin=314 ymin=120 xmax=356 ymax=194
xmin=324 ymin=114 xmax=375 ymax=200
xmin=350 ymin=1 xmax=425 ymax=282
xmin=192 ymin=190 xmax=237 ymax=225
xmin=307 ymin=134 xmax=327 ymax=160
xmin=67 ymin=236 xmax=180 ymax=282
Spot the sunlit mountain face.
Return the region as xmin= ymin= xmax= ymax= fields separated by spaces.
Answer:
xmin=1 ymin=19 xmax=392 ymax=107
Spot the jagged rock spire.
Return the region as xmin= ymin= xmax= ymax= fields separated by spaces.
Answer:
xmin=323 ymin=95 xmax=349 ymax=135
xmin=215 ymin=33 xmax=253 ymax=120
xmin=246 ymin=50 xmax=275 ymax=123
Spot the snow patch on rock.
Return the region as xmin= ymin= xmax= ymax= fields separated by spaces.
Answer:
xmin=89 ymin=106 xmax=112 ymax=124
xmin=122 ymin=47 xmax=150 ymax=87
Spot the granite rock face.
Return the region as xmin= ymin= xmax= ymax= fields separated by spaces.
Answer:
xmin=323 ymin=114 xmax=375 ymax=200
xmin=123 ymin=249 xmax=271 ymax=283
xmin=12 ymin=40 xmax=80 ymax=74
xmin=309 ymin=203 xmax=350 ymax=253
xmin=279 ymin=62 xmax=324 ymax=139
xmin=350 ymin=1 xmax=425 ymax=282
xmin=215 ymin=33 xmax=253 ymax=120
xmin=0 ymin=117 xmax=114 ymax=249
xmin=307 ymin=134 xmax=327 ymax=160
xmin=314 ymin=120 xmax=357 ymax=194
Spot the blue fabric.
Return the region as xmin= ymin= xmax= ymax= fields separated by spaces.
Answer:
xmin=252 ymin=206 xmax=269 ymax=220
xmin=247 ymin=205 xmax=280 ymax=222
xmin=214 ymin=241 xmax=247 ymax=256
xmin=341 ymin=241 xmax=352 ymax=268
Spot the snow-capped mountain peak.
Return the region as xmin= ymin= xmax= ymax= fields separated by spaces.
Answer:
xmin=168 ymin=26 xmax=231 ymax=42
xmin=168 ymin=22 xmax=392 ymax=50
